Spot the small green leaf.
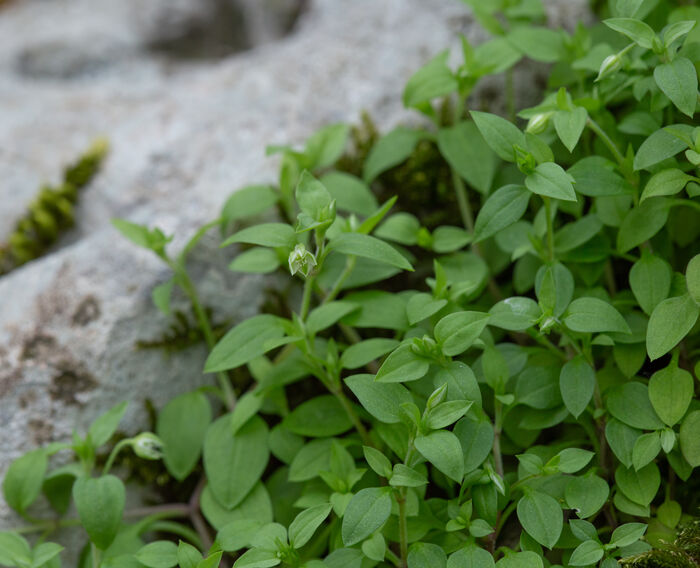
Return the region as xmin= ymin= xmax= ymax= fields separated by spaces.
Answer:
xmin=72 ymin=475 xmax=125 ymax=550
xmin=517 ymin=491 xmax=563 ymax=549
xmin=471 ymin=111 xmax=526 ymax=162
xmin=648 ymin=366 xmax=694 ymax=426
xmin=434 ymin=311 xmax=490 ymax=356
xmin=604 ymin=17 xmax=657 ymax=49
xmin=88 ymin=401 xmax=129 ymax=448
xmin=407 ymin=542 xmax=447 ymax=568
xmin=304 ymin=123 xmax=350 ymax=169
xmin=390 ymin=464 xmax=427 ymax=488
xmin=508 ymin=26 xmax=565 ymax=62
xmin=565 ymin=475 xmax=609 ymax=518
xmin=640 ymin=169 xmax=695 ymax=202
xmin=363 ymin=446 xmax=393 ymax=478
xmin=340 ymin=339 xmax=399 ymax=370
xmin=152 ymin=279 xmax=174 ymax=315
xmin=307 ymin=302 xmax=359 ymax=335
xmin=363 ymin=128 xmax=425 ymax=183
xmin=320 ymin=172 xmax=377 ymax=216
xmin=341 ymin=488 xmax=392 ymax=546
xmin=634 ymin=126 xmax=692 ymax=171
xmin=2 ymin=449 xmax=47 ymax=514
xmin=157 ymin=391 xmax=211 ymax=481
xmin=296 ymin=171 xmax=333 ymax=222
xmin=455 ymin=417 xmax=494 ymax=473
xmin=289 ymin=503 xmax=332 ymax=548
xmin=203 ymin=415 xmax=269 ymax=509
xmin=329 ymin=233 xmax=413 ymax=271
xmin=345 ymin=374 xmax=411 ymax=424
xmin=178 ymin=541 xmax=203 ymax=568
xmin=375 ymin=213 xmax=421 ymax=245
xmin=555 ymin=448 xmax=594 ymax=473
xmin=525 ymin=162 xmax=577 ymax=201
xmin=283 ymin=395 xmax=354 ymax=437
xmin=222 ymin=185 xmax=278 ymax=222
xmin=0 ymin=532 xmax=31 ymax=567
xmin=554 ymin=107 xmax=588 ymax=152
xmin=615 ymin=463 xmax=661 ymax=506
xmin=406 ymin=293 xmax=448 ymax=325
xmin=654 ymin=57 xmax=698 ymax=117
xmin=679 ymin=410 xmax=700 ymax=467
xmin=437 ymin=121 xmax=497 ymax=193
xmin=233 ymin=548 xmax=280 ymax=568
xmin=448 ymin=544 xmax=495 ymax=568
xmin=563 ymin=297 xmax=630 ymax=334
xmin=687 ymin=254 xmax=700 ymax=304
xmin=136 ymin=542 xmax=179 ymax=568
xmin=646 ymin=294 xmax=700 ymax=360
xmin=414 ymin=430 xmax=464 ymax=482
xmin=632 ymin=432 xmax=662 ymax=471
xmin=473 ymin=185 xmax=531 ymax=243
xmin=205 ymin=315 xmax=287 ymax=373
xmin=229 ymin=248 xmax=281 ymax=274
xmin=569 ymin=541 xmax=604 ymax=566
xmin=607 ymin=382 xmax=665 ymax=430
xmin=217 ymin=519 xmax=263 ymax=552
xmin=31 ymin=542 xmax=63 ymax=568
xmin=489 ymin=297 xmax=540 ymax=331
xmin=609 ymin=523 xmax=648 ymax=548
xmin=559 ymin=356 xmax=595 ymax=418
xmin=221 ymin=223 xmax=296 ymax=249
xmin=375 ymin=344 xmax=431 ymax=383
xmin=403 ymin=51 xmax=458 ymax=109
xmin=629 ymin=253 xmax=672 ymax=315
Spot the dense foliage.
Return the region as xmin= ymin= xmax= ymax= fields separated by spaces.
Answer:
xmin=2 ymin=1 xmax=700 ymax=567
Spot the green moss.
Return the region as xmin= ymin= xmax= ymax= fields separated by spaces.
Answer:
xmin=0 ymin=139 xmax=108 ymax=275
xmin=621 ymin=519 xmax=700 ymax=568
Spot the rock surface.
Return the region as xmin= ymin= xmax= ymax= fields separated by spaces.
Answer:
xmin=0 ymin=0 xmax=588 ymax=556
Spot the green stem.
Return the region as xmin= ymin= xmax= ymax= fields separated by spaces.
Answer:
xmin=322 ymin=256 xmax=356 ymax=305
xmin=91 ymin=544 xmax=101 ymax=568
xmin=299 ymin=273 xmax=316 ymax=321
xmin=331 ymin=382 xmax=373 ymax=447
xmin=451 ymin=168 xmax=475 ymax=234
xmin=505 ymin=68 xmax=516 ymax=122
xmin=147 ymin=520 xmax=203 ymax=549
xmin=386 ymin=548 xmax=402 ymax=568
xmin=526 ymin=329 xmax=567 ymax=361
xmin=397 ymin=490 xmax=409 ymax=568
xmin=103 ymin=439 xmax=131 ymax=475
xmin=492 ymin=399 xmax=505 ymax=479
xmin=586 ymin=117 xmax=626 ymax=169
xmin=172 ymin=262 xmax=236 ymax=410
xmin=543 ymin=196 xmax=555 ymax=263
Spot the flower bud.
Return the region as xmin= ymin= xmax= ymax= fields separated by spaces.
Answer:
xmin=596 ymin=53 xmax=622 ymax=82
xmin=288 ymin=244 xmax=317 ymax=277
xmin=525 ymin=112 xmax=553 ymax=135
xmin=131 ymin=432 xmax=165 ymax=460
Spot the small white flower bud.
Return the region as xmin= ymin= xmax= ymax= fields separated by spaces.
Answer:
xmin=288 ymin=244 xmax=317 ymax=277
xmin=131 ymin=432 xmax=165 ymax=460
xmin=526 ymin=112 xmax=553 ymax=134
xmin=596 ymin=53 xmax=623 ymax=81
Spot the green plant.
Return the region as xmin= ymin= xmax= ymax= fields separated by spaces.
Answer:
xmin=0 ymin=139 xmax=108 ymax=275
xmin=2 ymin=0 xmax=700 ymax=567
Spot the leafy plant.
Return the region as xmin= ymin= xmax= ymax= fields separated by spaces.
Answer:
xmin=2 ymin=0 xmax=700 ymax=567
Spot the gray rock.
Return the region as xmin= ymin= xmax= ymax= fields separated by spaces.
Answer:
xmin=0 ymin=0 xmax=588 ymax=559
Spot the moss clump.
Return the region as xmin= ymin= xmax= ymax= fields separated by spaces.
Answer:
xmin=0 ymin=139 xmax=108 ymax=275
xmin=621 ymin=519 xmax=700 ymax=568
xmin=335 ymin=111 xmax=461 ymax=228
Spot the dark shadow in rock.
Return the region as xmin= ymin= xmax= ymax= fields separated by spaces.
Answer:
xmin=15 ymin=39 xmax=122 ymax=80
xmin=50 ymin=364 xmax=98 ymax=405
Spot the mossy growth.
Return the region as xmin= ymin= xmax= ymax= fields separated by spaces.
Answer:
xmin=0 ymin=138 xmax=108 ymax=275
xmin=621 ymin=519 xmax=700 ymax=568
xmin=335 ymin=111 xmax=462 ymax=229
xmin=136 ymin=306 xmax=228 ymax=353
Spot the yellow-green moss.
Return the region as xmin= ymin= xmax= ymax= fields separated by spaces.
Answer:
xmin=0 ymin=139 xmax=108 ymax=275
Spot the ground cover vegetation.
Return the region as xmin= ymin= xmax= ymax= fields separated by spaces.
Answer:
xmin=2 ymin=0 xmax=700 ymax=567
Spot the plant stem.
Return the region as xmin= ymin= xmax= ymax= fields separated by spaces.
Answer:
xmin=397 ymin=490 xmax=409 ymax=568
xmin=451 ymin=168 xmax=475 ymax=234
xmin=322 ymin=256 xmax=356 ymax=305
xmin=103 ymin=439 xmax=130 ymax=475
xmin=299 ymin=273 xmax=316 ymax=321
xmin=492 ymin=398 xmax=505 ymax=479
xmin=543 ymin=196 xmax=555 ymax=262
xmin=148 ymin=520 xmax=203 ymax=549
xmin=506 ymin=68 xmax=516 ymax=122
xmin=173 ymin=263 xmax=236 ymax=410
xmin=586 ymin=117 xmax=626 ymax=168
xmin=330 ymin=382 xmax=373 ymax=447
